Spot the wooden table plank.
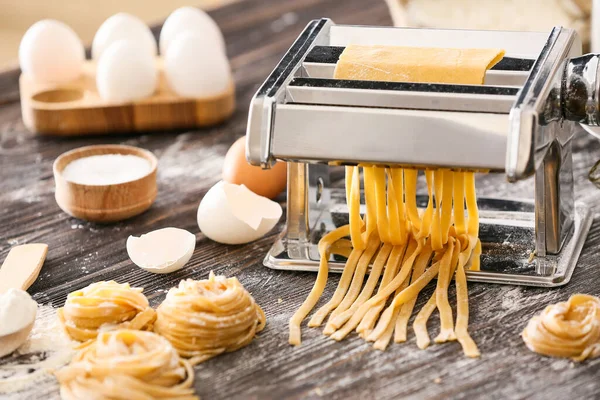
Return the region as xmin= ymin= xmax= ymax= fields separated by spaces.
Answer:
xmin=1 ymin=0 xmax=600 ymax=399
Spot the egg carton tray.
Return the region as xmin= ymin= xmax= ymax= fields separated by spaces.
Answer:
xmin=19 ymin=60 xmax=235 ymax=136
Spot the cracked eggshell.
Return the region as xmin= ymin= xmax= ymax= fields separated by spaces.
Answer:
xmin=197 ymin=181 xmax=283 ymax=245
xmin=126 ymin=227 xmax=196 ymax=274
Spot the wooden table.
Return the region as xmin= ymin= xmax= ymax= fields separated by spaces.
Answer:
xmin=1 ymin=0 xmax=600 ymax=398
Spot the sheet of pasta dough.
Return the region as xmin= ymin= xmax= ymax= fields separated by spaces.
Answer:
xmin=334 ymin=45 xmax=505 ymax=85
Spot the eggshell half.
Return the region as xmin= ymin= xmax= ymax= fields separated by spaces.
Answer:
xmin=197 ymin=181 xmax=283 ymax=245
xmin=126 ymin=227 xmax=196 ymax=274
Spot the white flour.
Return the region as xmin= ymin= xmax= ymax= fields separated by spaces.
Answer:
xmin=61 ymin=154 xmax=151 ymax=185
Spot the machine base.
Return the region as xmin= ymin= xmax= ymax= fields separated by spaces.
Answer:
xmin=264 ymin=196 xmax=592 ymax=288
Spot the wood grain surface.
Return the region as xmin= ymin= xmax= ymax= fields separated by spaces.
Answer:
xmin=1 ymin=0 xmax=600 ymax=399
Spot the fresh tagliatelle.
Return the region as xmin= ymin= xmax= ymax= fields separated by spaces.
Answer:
xmin=55 ymin=330 xmax=197 ymax=400
xmin=154 ymin=273 xmax=266 ymax=365
xmin=289 ymin=45 xmax=506 ymax=357
xmin=522 ymin=294 xmax=600 ymax=361
xmin=58 ymin=281 xmax=156 ymax=342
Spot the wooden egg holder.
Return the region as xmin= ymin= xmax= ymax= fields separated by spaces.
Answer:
xmin=20 ymin=60 xmax=235 ymax=136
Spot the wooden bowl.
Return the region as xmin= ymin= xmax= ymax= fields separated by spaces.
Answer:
xmin=53 ymin=145 xmax=158 ymax=223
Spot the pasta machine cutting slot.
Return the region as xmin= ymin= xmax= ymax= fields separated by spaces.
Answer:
xmin=246 ymin=19 xmax=596 ymax=287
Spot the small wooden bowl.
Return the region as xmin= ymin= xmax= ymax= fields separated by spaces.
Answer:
xmin=53 ymin=145 xmax=158 ymax=223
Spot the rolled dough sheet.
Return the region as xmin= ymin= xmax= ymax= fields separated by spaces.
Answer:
xmin=0 ymin=244 xmax=48 ymax=294
xmin=334 ymin=45 xmax=505 ymax=85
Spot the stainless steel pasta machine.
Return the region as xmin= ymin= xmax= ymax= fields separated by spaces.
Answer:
xmin=245 ymin=19 xmax=596 ymax=287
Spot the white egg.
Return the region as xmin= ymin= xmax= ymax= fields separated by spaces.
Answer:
xmin=159 ymin=6 xmax=225 ymax=56
xmin=96 ymin=40 xmax=157 ymax=102
xmin=127 ymin=227 xmax=196 ymax=274
xmin=92 ymin=12 xmax=157 ymax=61
xmin=165 ymin=32 xmax=232 ymax=98
xmin=197 ymin=181 xmax=282 ymax=245
xmin=19 ymin=19 xmax=84 ymax=84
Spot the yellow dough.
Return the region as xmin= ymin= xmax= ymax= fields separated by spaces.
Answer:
xmin=55 ymin=330 xmax=197 ymax=400
xmin=522 ymin=294 xmax=600 ymax=361
xmin=334 ymin=45 xmax=505 ymax=85
xmin=155 ymin=273 xmax=266 ymax=364
xmin=289 ymin=225 xmax=350 ymax=345
xmin=58 ymin=281 xmax=156 ymax=342
xmin=289 ymin=44 xmax=505 ymax=357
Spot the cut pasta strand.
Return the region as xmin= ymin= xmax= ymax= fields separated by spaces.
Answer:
xmin=414 ymin=292 xmax=438 ymax=349
xmin=434 ymin=239 xmax=460 ymax=343
xmin=355 ymin=239 xmax=423 ymax=337
xmin=308 ymin=243 xmax=366 ymax=327
xmin=367 ymin=242 xmax=433 ymax=342
xmin=288 ymin=225 xmax=350 ymax=345
xmin=431 ymin=170 xmax=444 ymax=251
xmin=311 ymin=233 xmax=380 ymax=328
xmin=455 ymin=256 xmax=481 ymax=357
xmin=356 ymin=240 xmax=415 ymax=337
xmin=324 ymin=243 xmax=394 ymax=335
xmin=390 ymin=168 xmax=408 ymax=244
xmin=349 ymin=166 xmax=366 ymax=250
xmin=329 ymin=236 xmax=381 ymax=318
xmin=387 ymin=168 xmax=403 ymax=246
xmin=374 ymin=167 xmax=391 ymax=243
xmin=363 ymin=167 xmax=378 ymax=242
xmin=394 ymin=244 xmax=433 ymax=343
xmin=395 ymin=267 xmax=426 ymax=342
xmin=372 ymin=243 xmax=434 ymax=350
xmin=404 ymin=169 xmax=421 ymax=234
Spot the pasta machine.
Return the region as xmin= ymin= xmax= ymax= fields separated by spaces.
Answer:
xmin=245 ymin=19 xmax=595 ymax=287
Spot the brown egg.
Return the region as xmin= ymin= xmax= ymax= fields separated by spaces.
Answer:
xmin=222 ymin=136 xmax=287 ymax=199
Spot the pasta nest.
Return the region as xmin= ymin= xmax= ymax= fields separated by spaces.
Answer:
xmin=522 ymin=294 xmax=600 ymax=361
xmin=58 ymin=281 xmax=156 ymax=342
xmin=154 ymin=272 xmax=266 ymax=364
xmin=55 ymin=329 xmax=197 ymax=400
